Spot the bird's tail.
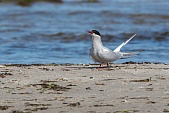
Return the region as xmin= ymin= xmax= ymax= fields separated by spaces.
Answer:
xmin=114 ymin=34 xmax=136 ymax=52
xmin=120 ymin=52 xmax=139 ymax=59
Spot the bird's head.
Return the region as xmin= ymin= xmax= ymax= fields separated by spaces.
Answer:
xmin=88 ymin=30 xmax=101 ymax=37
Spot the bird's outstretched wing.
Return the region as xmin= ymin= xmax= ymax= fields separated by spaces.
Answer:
xmin=114 ymin=34 xmax=136 ymax=52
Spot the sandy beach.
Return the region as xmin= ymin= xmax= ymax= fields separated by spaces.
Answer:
xmin=0 ymin=63 xmax=169 ymax=113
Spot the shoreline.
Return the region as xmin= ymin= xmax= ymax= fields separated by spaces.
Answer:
xmin=1 ymin=61 xmax=169 ymax=66
xmin=0 ymin=63 xmax=169 ymax=113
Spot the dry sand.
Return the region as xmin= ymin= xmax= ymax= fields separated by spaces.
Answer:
xmin=0 ymin=63 xmax=169 ymax=113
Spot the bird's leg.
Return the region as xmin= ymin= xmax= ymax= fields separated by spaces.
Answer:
xmin=106 ymin=63 xmax=110 ymax=69
xmin=97 ymin=64 xmax=102 ymax=70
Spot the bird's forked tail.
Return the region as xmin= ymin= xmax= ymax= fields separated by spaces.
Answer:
xmin=113 ymin=34 xmax=138 ymax=59
xmin=114 ymin=34 xmax=136 ymax=52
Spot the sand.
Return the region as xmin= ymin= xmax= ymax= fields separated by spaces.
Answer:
xmin=0 ymin=63 xmax=169 ymax=113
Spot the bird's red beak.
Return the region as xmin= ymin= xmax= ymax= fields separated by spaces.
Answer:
xmin=88 ymin=31 xmax=93 ymax=34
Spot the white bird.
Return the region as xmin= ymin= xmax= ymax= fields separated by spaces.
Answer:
xmin=88 ymin=30 xmax=137 ymax=69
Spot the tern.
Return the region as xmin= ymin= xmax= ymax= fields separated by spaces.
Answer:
xmin=88 ymin=30 xmax=137 ymax=69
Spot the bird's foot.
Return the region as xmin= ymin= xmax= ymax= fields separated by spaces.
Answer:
xmin=97 ymin=63 xmax=110 ymax=70
xmin=106 ymin=63 xmax=111 ymax=70
xmin=97 ymin=64 xmax=102 ymax=70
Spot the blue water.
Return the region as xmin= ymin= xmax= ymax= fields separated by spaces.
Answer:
xmin=0 ymin=0 xmax=169 ymax=64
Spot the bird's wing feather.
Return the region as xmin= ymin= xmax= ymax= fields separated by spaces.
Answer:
xmin=98 ymin=47 xmax=121 ymax=63
xmin=114 ymin=34 xmax=136 ymax=52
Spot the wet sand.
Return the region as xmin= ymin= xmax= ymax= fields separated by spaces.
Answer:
xmin=0 ymin=63 xmax=169 ymax=113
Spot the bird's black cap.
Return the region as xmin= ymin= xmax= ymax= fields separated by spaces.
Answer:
xmin=92 ymin=30 xmax=101 ymax=36
xmin=88 ymin=30 xmax=101 ymax=36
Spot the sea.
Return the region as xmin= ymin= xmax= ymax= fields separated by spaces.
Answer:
xmin=0 ymin=0 xmax=168 ymax=64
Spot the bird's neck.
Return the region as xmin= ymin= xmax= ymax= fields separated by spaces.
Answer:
xmin=92 ymin=35 xmax=103 ymax=48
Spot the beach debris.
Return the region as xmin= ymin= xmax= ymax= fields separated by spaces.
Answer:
xmin=129 ymin=78 xmax=151 ymax=82
xmin=102 ymin=78 xmax=117 ymax=81
xmin=67 ymin=84 xmax=76 ymax=86
xmin=113 ymin=109 xmax=140 ymax=113
xmin=67 ymin=102 xmax=80 ymax=107
xmin=4 ymin=64 xmax=59 ymax=67
xmin=163 ymin=109 xmax=169 ymax=112
xmin=40 ymin=78 xmax=67 ymax=83
xmin=39 ymin=67 xmax=54 ymax=71
xmin=146 ymin=101 xmax=156 ymax=104
xmin=145 ymin=88 xmax=154 ymax=91
xmin=54 ymin=96 xmax=72 ymax=101
xmin=129 ymin=97 xmax=149 ymax=100
xmin=87 ymin=111 xmax=96 ymax=113
xmin=99 ymin=89 xmax=105 ymax=91
xmin=61 ymin=68 xmax=70 ymax=71
xmin=24 ymin=107 xmax=48 ymax=111
xmin=55 ymin=78 xmax=68 ymax=81
xmin=39 ymin=83 xmax=70 ymax=91
xmin=25 ymin=102 xmax=51 ymax=107
xmin=0 ymin=105 xmax=14 ymax=110
xmin=11 ymin=110 xmax=31 ymax=113
xmin=93 ymin=104 xmax=114 ymax=107
xmin=86 ymin=87 xmax=91 ymax=90
xmin=12 ymin=92 xmax=33 ymax=95
xmin=0 ymin=72 xmax=12 ymax=78
xmin=95 ymin=83 xmax=105 ymax=85
xmin=123 ymin=61 xmax=137 ymax=64
xmin=40 ymin=80 xmax=58 ymax=83
xmin=30 ymin=82 xmax=70 ymax=93
xmin=156 ymin=76 xmax=166 ymax=80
